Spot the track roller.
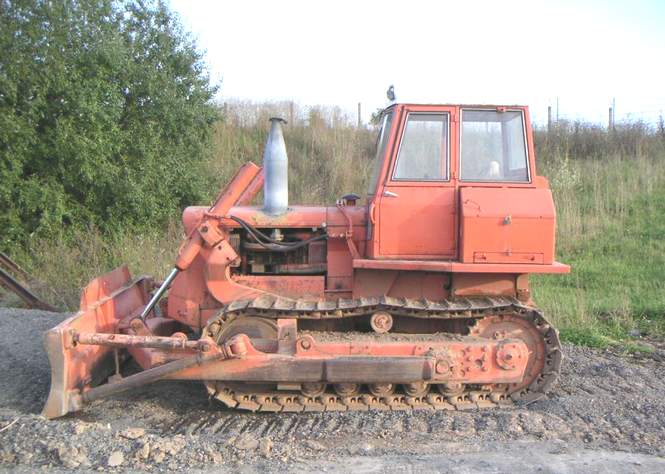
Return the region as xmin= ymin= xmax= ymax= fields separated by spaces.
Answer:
xmin=334 ymin=383 xmax=360 ymax=396
xmin=437 ymin=382 xmax=465 ymax=396
xmin=403 ymin=382 xmax=429 ymax=397
xmin=301 ymin=382 xmax=326 ymax=397
xmin=368 ymin=383 xmax=395 ymax=396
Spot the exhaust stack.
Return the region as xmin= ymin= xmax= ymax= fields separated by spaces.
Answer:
xmin=263 ymin=117 xmax=289 ymax=215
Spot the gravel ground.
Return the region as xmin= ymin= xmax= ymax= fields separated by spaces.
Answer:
xmin=1 ymin=308 xmax=665 ymax=473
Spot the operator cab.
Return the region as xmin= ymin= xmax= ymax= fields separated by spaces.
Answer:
xmin=366 ymin=104 xmax=555 ymax=265
xmin=368 ymin=104 xmax=532 ymax=192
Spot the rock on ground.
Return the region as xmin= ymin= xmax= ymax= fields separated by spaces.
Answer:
xmin=107 ymin=451 xmax=124 ymax=467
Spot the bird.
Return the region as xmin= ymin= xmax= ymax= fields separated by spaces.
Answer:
xmin=386 ymin=85 xmax=395 ymax=102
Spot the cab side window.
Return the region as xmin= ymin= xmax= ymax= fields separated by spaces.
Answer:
xmin=393 ymin=113 xmax=449 ymax=181
xmin=460 ymin=110 xmax=529 ymax=182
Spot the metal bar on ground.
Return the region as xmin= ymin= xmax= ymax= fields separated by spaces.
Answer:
xmin=0 ymin=252 xmax=29 ymax=280
xmin=0 ymin=266 xmax=57 ymax=311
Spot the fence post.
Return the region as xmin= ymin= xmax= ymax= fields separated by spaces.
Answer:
xmin=357 ymin=102 xmax=362 ymax=128
xmin=547 ymin=106 xmax=552 ymax=132
xmin=608 ymin=107 xmax=614 ymax=130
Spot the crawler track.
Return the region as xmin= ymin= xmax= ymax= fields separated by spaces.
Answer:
xmin=204 ymin=296 xmax=562 ymax=412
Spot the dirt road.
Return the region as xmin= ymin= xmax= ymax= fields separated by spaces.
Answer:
xmin=1 ymin=308 xmax=665 ymax=472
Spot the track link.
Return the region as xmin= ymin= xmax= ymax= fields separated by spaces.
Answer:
xmin=204 ymin=296 xmax=562 ymax=412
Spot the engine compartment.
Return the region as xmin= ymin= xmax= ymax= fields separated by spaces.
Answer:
xmin=229 ymin=227 xmax=327 ymax=275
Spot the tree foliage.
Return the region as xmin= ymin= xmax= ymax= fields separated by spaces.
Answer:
xmin=0 ymin=0 xmax=218 ymax=250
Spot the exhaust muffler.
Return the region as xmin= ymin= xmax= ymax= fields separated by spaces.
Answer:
xmin=263 ymin=117 xmax=288 ymax=215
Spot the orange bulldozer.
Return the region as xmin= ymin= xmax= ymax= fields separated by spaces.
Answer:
xmin=43 ymin=104 xmax=569 ymax=418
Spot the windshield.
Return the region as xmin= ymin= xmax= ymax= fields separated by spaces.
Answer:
xmin=367 ymin=112 xmax=394 ymax=194
xmin=460 ymin=110 xmax=529 ymax=182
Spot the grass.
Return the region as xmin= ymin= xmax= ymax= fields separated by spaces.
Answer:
xmin=8 ymin=225 xmax=181 ymax=310
xmin=534 ymin=127 xmax=665 ymax=348
xmin=5 ymin=103 xmax=665 ymax=351
xmin=534 ymin=177 xmax=665 ymax=345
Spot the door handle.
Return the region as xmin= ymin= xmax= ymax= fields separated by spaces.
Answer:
xmin=383 ymin=190 xmax=399 ymax=198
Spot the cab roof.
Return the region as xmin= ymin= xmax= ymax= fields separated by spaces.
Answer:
xmin=386 ymin=103 xmax=529 ymax=109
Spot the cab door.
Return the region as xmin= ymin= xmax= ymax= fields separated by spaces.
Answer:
xmin=376 ymin=106 xmax=457 ymax=259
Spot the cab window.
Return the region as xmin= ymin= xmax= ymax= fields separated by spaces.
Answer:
xmin=393 ymin=113 xmax=448 ymax=181
xmin=368 ymin=112 xmax=394 ymax=194
xmin=460 ymin=110 xmax=529 ymax=182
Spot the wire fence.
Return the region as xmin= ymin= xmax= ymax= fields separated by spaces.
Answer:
xmin=541 ymin=98 xmax=665 ymax=129
xmin=220 ymin=99 xmax=665 ymax=133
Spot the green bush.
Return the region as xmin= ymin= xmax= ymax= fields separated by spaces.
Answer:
xmin=0 ymin=0 xmax=218 ymax=250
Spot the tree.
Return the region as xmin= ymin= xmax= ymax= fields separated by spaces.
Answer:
xmin=369 ymin=107 xmax=386 ymax=126
xmin=0 ymin=0 xmax=219 ymax=250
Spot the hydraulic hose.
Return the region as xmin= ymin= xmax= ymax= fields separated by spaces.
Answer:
xmin=227 ymin=215 xmax=327 ymax=253
xmin=228 ymin=216 xmax=299 ymax=245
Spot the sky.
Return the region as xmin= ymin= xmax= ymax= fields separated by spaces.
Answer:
xmin=169 ymin=0 xmax=665 ymax=125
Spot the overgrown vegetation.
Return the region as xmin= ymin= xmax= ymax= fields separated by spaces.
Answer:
xmin=0 ymin=0 xmax=218 ymax=249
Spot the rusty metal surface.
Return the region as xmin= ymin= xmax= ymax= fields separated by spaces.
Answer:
xmin=205 ymin=297 xmax=562 ymax=412
xmin=80 ymin=351 xmax=226 ymax=406
xmin=235 ymin=168 xmax=264 ymax=206
xmin=232 ymin=275 xmax=325 ymax=299
xmin=0 ymin=252 xmax=57 ymax=311
xmin=42 ymin=267 xmax=150 ymax=419
xmin=181 ymin=204 xmax=367 ymax=234
xmin=174 ymin=332 xmax=529 ymax=385
xmin=175 ymin=162 xmax=261 ymax=272
xmin=0 ymin=251 xmax=29 ymax=279
xmin=221 ymin=293 xmax=519 ymax=320
xmin=44 ymin=289 xmax=560 ymax=417
xmin=73 ymin=331 xmax=210 ymax=352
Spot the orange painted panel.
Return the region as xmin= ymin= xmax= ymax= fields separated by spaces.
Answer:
xmin=460 ymin=187 xmax=556 ymax=264
xmin=42 ymin=267 xmax=149 ymax=418
xmin=379 ymin=186 xmax=456 ymax=257
xmin=369 ymin=104 xmax=458 ymax=260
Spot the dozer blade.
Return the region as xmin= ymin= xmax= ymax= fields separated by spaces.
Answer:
xmin=42 ymin=266 xmax=152 ymax=419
